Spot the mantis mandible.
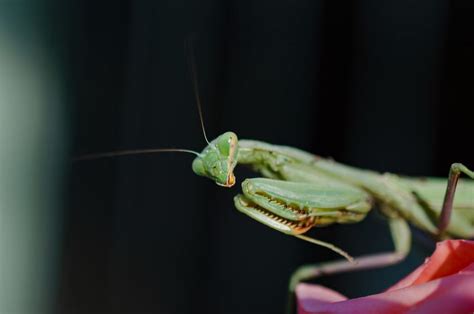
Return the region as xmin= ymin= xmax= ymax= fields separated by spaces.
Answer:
xmin=75 ymin=46 xmax=474 ymax=313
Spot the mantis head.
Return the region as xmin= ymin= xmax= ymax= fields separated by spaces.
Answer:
xmin=192 ymin=131 xmax=239 ymax=187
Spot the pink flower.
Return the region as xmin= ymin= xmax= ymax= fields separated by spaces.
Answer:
xmin=296 ymin=240 xmax=474 ymax=314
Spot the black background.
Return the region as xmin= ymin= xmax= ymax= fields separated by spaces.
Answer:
xmin=15 ymin=1 xmax=474 ymax=314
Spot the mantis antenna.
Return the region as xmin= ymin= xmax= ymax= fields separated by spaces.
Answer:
xmin=73 ymin=37 xmax=211 ymax=162
xmin=186 ymin=36 xmax=210 ymax=144
xmin=72 ymin=148 xmax=200 ymax=162
xmin=295 ymin=234 xmax=355 ymax=263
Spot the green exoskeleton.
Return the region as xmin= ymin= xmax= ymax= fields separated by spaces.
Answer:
xmin=190 ymin=131 xmax=474 ymax=312
xmin=76 ymin=129 xmax=474 ymax=312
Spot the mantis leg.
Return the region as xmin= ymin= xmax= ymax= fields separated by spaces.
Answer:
xmin=286 ymin=216 xmax=411 ymax=314
xmin=438 ymin=163 xmax=474 ymax=236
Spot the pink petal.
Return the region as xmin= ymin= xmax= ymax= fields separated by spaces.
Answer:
xmin=297 ymin=263 xmax=474 ymax=314
xmin=388 ymin=240 xmax=474 ymax=291
xmin=296 ymin=284 xmax=347 ymax=308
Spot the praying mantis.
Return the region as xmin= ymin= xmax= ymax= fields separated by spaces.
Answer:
xmin=76 ymin=46 xmax=474 ymax=314
xmin=78 ymin=128 xmax=474 ymax=312
xmin=190 ymin=132 xmax=474 ymax=313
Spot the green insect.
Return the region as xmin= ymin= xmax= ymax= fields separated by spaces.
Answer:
xmin=75 ymin=49 xmax=474 ymax=313
xmin=189 ymin=132 xmax=474 ymax=309
xmin=77 ymin=128 xmax=474 ymax=312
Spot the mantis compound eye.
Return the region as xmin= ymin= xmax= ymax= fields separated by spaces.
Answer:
xmin=191 ymin=157 xmax=206 ymax=178
xmin=217 ymin=132 xmax=238 ymax=157
xmin=216 ymin=131 xmax=238 ymax=187
xmin=214 ymin=132 xmax=238 ymax=187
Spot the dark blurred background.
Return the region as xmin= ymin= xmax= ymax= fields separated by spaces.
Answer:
xmin=1 ymin=1 xmax=473 ymax=314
